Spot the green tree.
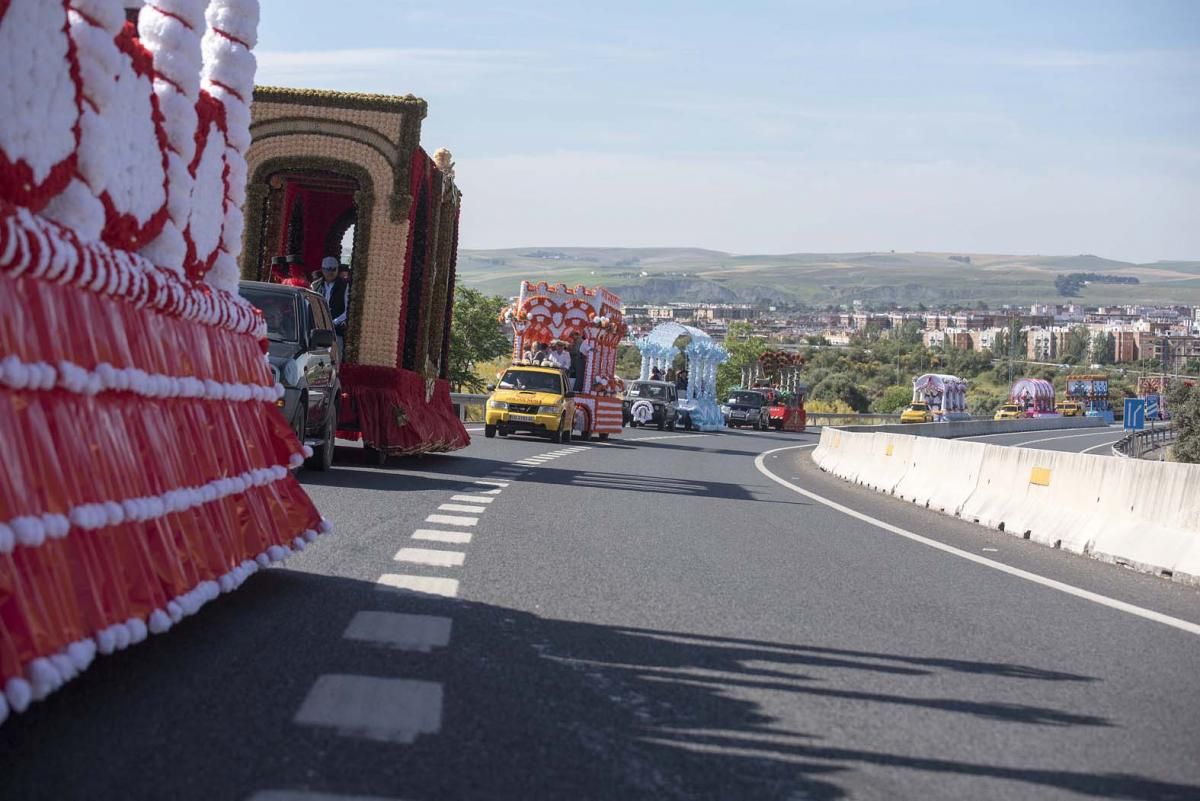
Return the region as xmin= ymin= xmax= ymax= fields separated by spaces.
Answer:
xmin=1061 ymin=325 xmax=1091 ymax=364
xmin=811 ymin=373 xmax=871 ymax=412
xmin=875 ymin=384 xmax=912 ymax=414
xmin=1166 ymin=380 xmax=1200 ymax=463
xmin=716 ymin=321 xmax=767 ymax=398
xmin=447 ymin=287 xmax=510 ymax=392
xmin=1091 ymin=332 xmax=1115 ymax=365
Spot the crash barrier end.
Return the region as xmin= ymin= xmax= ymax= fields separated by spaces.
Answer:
xmin=812 ymin=426 xmax=1200 ymax=586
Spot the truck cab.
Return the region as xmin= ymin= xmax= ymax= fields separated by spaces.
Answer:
xmin=485 ymin=366 xmax=576 ymax=443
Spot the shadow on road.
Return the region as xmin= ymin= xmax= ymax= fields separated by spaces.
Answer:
xmin=3 ymin=568 xmax=1187 ymax=801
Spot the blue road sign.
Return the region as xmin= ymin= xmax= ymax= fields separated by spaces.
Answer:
xmin=1145 ymin=393 xmax=1160 ymax=420
xmin=1124 ymin=398 xmax=1145 ymax=431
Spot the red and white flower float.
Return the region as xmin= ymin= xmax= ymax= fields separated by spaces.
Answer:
xmin=0 ymin=0 xmax=327 ymax=724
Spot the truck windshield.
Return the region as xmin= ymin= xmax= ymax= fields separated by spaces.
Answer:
xmin=629 ymin=383 xmax=668 ymax=399
xmin=729 ymin=392 xmax=764 ymax=407
xmin=240 ymin=287 xmax=299 ymax=342
xmin=498 ymin=369 xmax=563 ymax=393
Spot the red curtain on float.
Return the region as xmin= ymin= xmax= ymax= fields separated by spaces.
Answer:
xmin=337 ymin=148 xmax=468 ymax=455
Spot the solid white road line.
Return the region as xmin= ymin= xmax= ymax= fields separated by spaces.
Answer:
xmin=294 ymin=674 xmax=443 ymax=743
xmin=1012 ymin=430 xmax=1126 ymax=447
xmin=394 ymin=547 xmax=466 ymax=567
xmin=451 ymin=494 xmax=494 ymax=504
xmin=754 ymin=445 xmax=1200 ymax=637
xmin=342 ymin=611 xmax=452 ymax=652
xmin=425 ymin=514 xmax=478 ymax=527
xmin=376 ymin=574 xmax=460 ymax=597
xmin=438 ymin=503 xmax=487 ymax=514
xmin=249 ymin=791 xmax=403 ymax=801
xmin=412 ymin=528 xmax=473 ymax=544
xmin=1080 ymin=439 xmax=1124 ymax=454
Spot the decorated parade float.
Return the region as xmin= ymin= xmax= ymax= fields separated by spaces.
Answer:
xmin=240 ymin=86 xmax=468 ymax=462
xmin=1008 ymin=377 xmax=1056 ymax=416
xmin=755 ymin=350 xmax=807 ymax=432
xmin=503 ymin=282 xmax=627 ymax=439
xmin=1066 ymin=373 xmax=1114 ymax=422
xmin=0 ymin=0 xmax=329 ymax=722
xmin=912 ymin=373 xmax=970 ymax=421
xmin=634 ymin=322 xmax=728 ymax=431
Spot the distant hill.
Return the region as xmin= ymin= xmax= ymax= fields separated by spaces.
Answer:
xmin=456 ymin=248 xmax=1200 ymax=306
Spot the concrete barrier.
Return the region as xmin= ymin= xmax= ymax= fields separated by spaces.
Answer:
xmin=812 ymin=426 xmax=1200 ymax=584
xmin=837 ymin=416 xmax=1106 ymax=438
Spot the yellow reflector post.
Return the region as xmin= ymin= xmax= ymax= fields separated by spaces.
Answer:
xmin=885 ymin=443 xmax=894 ymax=456
xmin=1030 ymin=467 xmax=1051 ymax=486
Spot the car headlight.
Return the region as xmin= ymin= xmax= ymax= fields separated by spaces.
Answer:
xmin=282 ymin=360 xmax=301 ymax=387
xmin=538 ymin=405 xmax=562 ymax=415
xmin=487 ymin=399 xmax=508 ymax=409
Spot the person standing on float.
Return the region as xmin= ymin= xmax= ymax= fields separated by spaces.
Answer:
xmin=281 ymin=254 xmax=310 ymax=288
xmin=312 ymin=256 xmax=350 ymax=355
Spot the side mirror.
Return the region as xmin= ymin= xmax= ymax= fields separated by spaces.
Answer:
xmin=486 ymin=384 xmax=496 ymax=392
xmin=309 ymin=328 xmax=336 ymax=350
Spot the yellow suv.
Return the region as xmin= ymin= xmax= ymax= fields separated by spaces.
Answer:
xmin=1055 ymin=401 xmax=1083 ymax=417
xmin=485 ymin=365 xmax=575 ymax=443
xmin=899 ymin=402 xmax=934 ymax=424
xmin=993 ymin=403 xmax=1024 ymax=420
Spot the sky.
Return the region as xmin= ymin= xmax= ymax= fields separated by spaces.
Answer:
xmin=255 ymin=0 xmax=1200 ymax=262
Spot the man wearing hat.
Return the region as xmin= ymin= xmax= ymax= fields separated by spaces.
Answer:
xmin=281 ymin=255 xmax=310 ymax=288
xmin=312 ymin=256 xmax=350 ymax=354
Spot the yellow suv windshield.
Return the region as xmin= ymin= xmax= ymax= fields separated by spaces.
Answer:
xmin=498 ymin=369 xmax=563 ymax=393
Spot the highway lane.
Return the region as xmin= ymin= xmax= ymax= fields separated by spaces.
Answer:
xmin=2 ymin=427 xmax=1198 ymax=801
xmin=959 ymin=425 xmax=1127 ymax=455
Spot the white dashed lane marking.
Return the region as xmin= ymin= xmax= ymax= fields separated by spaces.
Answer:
xmin=294 ymin=674 xmax=443 ymax=743
xmin=474 ymin=480 xmax=509 ymax=487
xmin=425 ymin=514 xmax=478 ymax=527
xmin=438 ymin=503 xmax=488 ymax=514
xmin=376 ymin=574 xmax=460 ymax=598
xmin=412 ymin=528 xmax=473 ymax=544
xmin=342 ymin=611 xmax=452 ymax=652
xmin=450 ymin=494 xmax=494 ymax=504
xmin=394 ymin=547 xmax=466 ymax=568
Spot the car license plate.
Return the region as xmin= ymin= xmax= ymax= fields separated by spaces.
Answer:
xmin=509 ymin=413 xmax=536 ymax=422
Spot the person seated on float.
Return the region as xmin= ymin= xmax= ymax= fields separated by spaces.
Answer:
xmin=650 ymin=366 xmax=663 ymax=381
xmin=269 ymin=255 xmax=288 ymax=283
xmin=524 ymin=340 xmax=549 ymax=364
xmin=548 ymin=340 xmax=572 ymax=373
xmin=281 ymin=254 xmax=310 ymax=288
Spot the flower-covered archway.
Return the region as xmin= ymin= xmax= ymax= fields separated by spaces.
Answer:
xmin=635 ymin=322 xmax=728 ymax=430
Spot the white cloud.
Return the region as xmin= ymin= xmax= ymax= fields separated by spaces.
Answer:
xmin=457 ymin=150 xmax=1200 ymax=262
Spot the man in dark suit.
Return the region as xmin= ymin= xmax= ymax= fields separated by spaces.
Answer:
xmin=311 ymin=256 xmax=350 ymax=354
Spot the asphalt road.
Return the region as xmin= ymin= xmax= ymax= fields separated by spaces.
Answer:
xmin=958 ymin=424 xmax=1128 ymax=455
xmin=2 ymin=424 xmax=1199 ymax=801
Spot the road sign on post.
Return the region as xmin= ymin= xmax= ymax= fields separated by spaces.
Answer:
xmin=1124 ymin=398 xmax=1145 ymax=431
xmin=1145 ymin=393 xmax=1160 ymax=421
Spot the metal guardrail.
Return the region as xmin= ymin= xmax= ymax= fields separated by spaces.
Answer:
xmin=449 ymin=398 xmax=1001 ymax=429
xmin=1113 ymin=425 xmax=1177 ymax=459
xmin=450 ymin=392 xmax=488 ymax=423
xmin=447 ymin=399 xmax=976 ymax=429
xmin=807 ymin=412 xmax=900 ymax=426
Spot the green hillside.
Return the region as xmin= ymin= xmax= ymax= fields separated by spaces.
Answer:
xmin=457 ymin=248 xmax=1200 ymax=306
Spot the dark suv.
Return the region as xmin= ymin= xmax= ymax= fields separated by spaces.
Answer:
xmin=722 ymin=389 xmax=771 ymax=430
xmin=239 ymin=281 xmax=341 ymax=471
xmin=622 ymin=380 xmax=680 ymax=430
